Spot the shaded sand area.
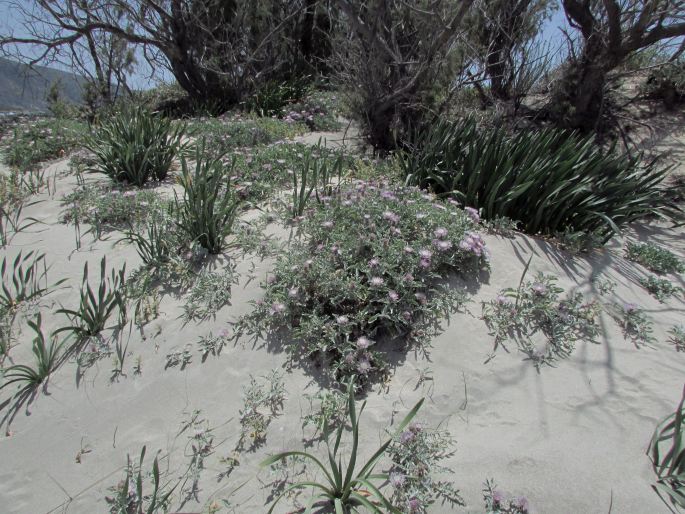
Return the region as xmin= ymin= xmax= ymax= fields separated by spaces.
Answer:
xmin=0 ymin=146 xmax=683 ymax=514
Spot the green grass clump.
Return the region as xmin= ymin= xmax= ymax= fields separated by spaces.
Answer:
xmin=2 ymin=118 xmax=86 ymax=170
xmin=402 ymin=118 xmax=678 ymax=241
xmin=175 ymin=142 xmax=240 ymax=254
xmin=626 ymin=242 xmax=684 ymax=275
xmin=232 ymin=183 xmax=487 ymax=384
xmin=246 ymin=75 xmax=311 ymax=117
xmin=86 ymin=107 xmax=184 ymax=186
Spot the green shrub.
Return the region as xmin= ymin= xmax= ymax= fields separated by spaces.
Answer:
xmin=175 ymin=142 xmax=240 ymax=254
xmin=402 ymin=119 xmax=678 ymax=241
xmin=626 ymin=242 xmax=684 ymax=275
xmin=3 ymin=118 xmax=86 ymax=170
xmin=246 ymin=76 xmax=311 ymax=117
xmin=644 ymin=59 xmax=685 ymax=107
xmin=232 ymin=183 xmax=488 ymax=384
xmin=86 ymin=107 xmax=184 ymax=186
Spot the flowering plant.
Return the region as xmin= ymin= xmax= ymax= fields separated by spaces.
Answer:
xmin=232 ymin=182 xmax=489 ymax=383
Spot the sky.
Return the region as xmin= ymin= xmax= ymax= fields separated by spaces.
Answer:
xmin=0 ymin=2 xmax=571 ymax=91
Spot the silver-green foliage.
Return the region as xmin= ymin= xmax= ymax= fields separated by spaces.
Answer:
xmin=87 ymin=107 xmax=184 ymax=186
xmin=402 ymin=118 xmax=678 ymax=241
xmin=626 ymin=242 xmax=684 ymax=275
xmin=261 ymin=379 xmax=424 ymax=514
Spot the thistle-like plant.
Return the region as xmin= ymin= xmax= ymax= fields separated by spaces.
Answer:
xmin=0 ymin=251 xmax=65 ymax=312
xmin=175 ymin=141 xmax=240 ymax=254
xmin=87 ymin=106 xmax=184 ymax=186
xmin=648 ymin=385 xmax=685 ymax=511
xmin=261 ymin=380 xmax=424 ymax=514
xmin=0 ymin=313 xmax=62 ymax=394
xmin=56 ymin=256 xmax=126 ymax=339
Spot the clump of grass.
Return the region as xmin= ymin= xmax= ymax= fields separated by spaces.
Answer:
xmin=183 ymin=265 xmax=238 ymax=320
xmin=626 ymin=242 xmax=684 ymax=275
xmin=647 ymin=385 xmax=685 ymax=511
xmin=402 ymin=118 xmax=678 ymax=241
xmin=232 ymin=183 xmax=487 ymax=384
xmin=639 ymin=275 xmax=682 ymax=303
xmin=176 ymin=143 xmax=240 ymax=254
xmin=0 ymin=201 xmax=40 ymax=247
xmin=86 ymin=106 xmax=184 ymax=186
xmin=261 ymin=379 xmax=423 ymax=514
xmin=56 ymin=256 xmax=127 ymax=339
xmin=613 ymin=302 xmax=655 ymax=347
xmin=0 ymin=314 xmax=62 ymax=395
xmin=289 ymin=141 xmax=344 ymax=218
xmin=669 ymin=325 xmax=685 ymax=352
xmin=3 ymin=118 xmax=86 ymax=170
xmin=482 ymin=271 xmax=601 ymax=369
xmin=105 ymin=446 xmax=176 ymax=514
xmin=386 ymin=421 xmax=463 ymax=512
xmin=239 ymin=370 xmax=286 ymax=450
xmin=0 ymin=251 xmax=64 ymax=313
xmin=482 ymin=479 xmax=531 ymax=514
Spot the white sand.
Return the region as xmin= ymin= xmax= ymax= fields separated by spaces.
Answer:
xmin=0 ymin=152 xmax=684 ymax=514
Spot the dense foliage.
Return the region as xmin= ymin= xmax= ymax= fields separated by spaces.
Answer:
xmin=402 ymin=119 xmax=677 ymax=241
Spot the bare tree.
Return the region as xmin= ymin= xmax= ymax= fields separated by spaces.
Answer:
xmin=0 ymin=0 xmax=317 ymax=107
xmin=334 ymin=0 xmax=474 ymax=151
xmin=552 ymin=0 xmax=685 ymax=130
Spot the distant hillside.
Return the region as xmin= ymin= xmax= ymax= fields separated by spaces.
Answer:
xmin=0 ymin=57 xmax=84 ymax=112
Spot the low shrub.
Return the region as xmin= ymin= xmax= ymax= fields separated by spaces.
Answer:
xmin=639 ymin=275 xmax=682 ymax=303
xmin=86 ymin=107 xmax=184 ymax=186
xmin=3 ymin=118 xmax=86 ymax=170
xmin=402 ymin=119 xmax=678 ymax=242
xmin=644 ymin=59 xmax=685 ymax=108
xmin=246 ymin=76 xmax=311 ymax=117
xmin=625 ymin=242 xmax=684 ymax=275
xmin=232 ymin=183 xmax=488 ymax=384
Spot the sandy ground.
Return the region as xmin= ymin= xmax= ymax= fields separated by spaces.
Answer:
xmin=0 ymin=141 xmax=684 ymax=514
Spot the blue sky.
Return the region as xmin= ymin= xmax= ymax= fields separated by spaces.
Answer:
xmin=0 ymin=2 xmax=569 ymax=90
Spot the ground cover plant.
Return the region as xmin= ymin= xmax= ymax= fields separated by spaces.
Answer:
xmin=482 ymin=270 xmax=602 ymax=369
xmin=386 ymin=420 xmax=463 ymax=512
xmin=647 ymin=385 xmax=685 ymax=511
xmin=626 ymin=242 xmax=684 ymax=275
xmin=283 ymin=90 xmax=344 ymax=132
xmin=261 ymin=379 xmax=424 ymax=514
xmin=612 ymin=302 xmax=656 ymax=348
xmin=402 ymin=118 xmax=678 ymax=241
xmin=670 ymin=326 xmax=685 ymax=352
xmin=639 ymin=275 xmax=683 ymax=303
xmin=482 ymin=479 xmax=530 ymax=514
xmin=185 ymin=115 xmax=305 ymax=157
xmin=86 ymin=106 xmax=185 ymax=186
xmin=183 ymin=265 xmax=238 ymax=320
xmin=2 ymin=118 xmax=86 ymax=170
xmin=238 ymin=370 xmax=286 ymax=451
xmin=61 ymin=183 xmax=164 ymax=236
xmin=246 ymin=75 xmax=311 ymax=116
xmin=232 ymin=183 xmax=488 ymax=384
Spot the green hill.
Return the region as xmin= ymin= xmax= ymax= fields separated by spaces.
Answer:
xmin=0 ymin=57 xmax=84 ymax=112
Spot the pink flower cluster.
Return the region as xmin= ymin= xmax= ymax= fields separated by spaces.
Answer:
xmin=458 ymin=232 xmax=488 ymax=259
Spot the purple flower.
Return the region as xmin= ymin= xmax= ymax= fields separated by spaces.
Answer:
xmin=496 ymin=294 xmax=511 ymax=305
xmin=407 ymin=497 xmax=421 ymax=512
xmin=218 ymin=328 xmax=229 ymax=338
xmin=434 ymin=227 xmax=448 ymax=239
xmin=357 ymin=357 xmax=372 ymax=374
xmin=123 ymin=190 xmax=136 ymax=197
xmin=336 ymin=315 xmax=350 ymax=325
xmin=408 ymin=421 xmax=422 ymax=433
xmin=404 ymin=273 xmax=414 ymax=282
xmin=345 ymin=353 xmax=356 ymax=365
xmin=270 ymin=302 xmax=286 ymax=315
xmin=464 ymin=206 xmax=480 ymax=223
xmin=404 ymin=246 xmax=414 ymax=254
xmin=492 ymin=489 xmax=505 ymax=506
xmin=370 ymin=276 xmax=384 ymax=287
xmin=415 ymin=292 xmax=427 ymax=305
xmin=419 ymin=249 xmax=432 ymax=260
xmin=419 ymin=258 xmax=431 ymax=269
xmin=288 ymin=287 xmax=299 ymax=298
xmin=389 ymin=472 xmax=406 ymax=489
xmin=531 ymin=283 xmax=547 ymax=296
xmin=402 ymin=311 xmax=412 ymax=321
xmin=369 ymin=258 xmax=380 ymax=268
xmin=388 ymin=290 xmax=399 ymax=302
xmin=382 ymin=211 xmax=400 ymax=224
xmin=356 ymin=336 xmax=373 ymax=350
xmin=623 ymin=302 xmax=639 ymax=313
xmin=400 ymin=430 xmax=415 ymax=444
xmin=434 ymin=240 xmax=453 ymax=252
xmin=511 ymin=496 xmax=530 ymax=513
xmin=331 ymin=245 xmax=341 ymax=256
